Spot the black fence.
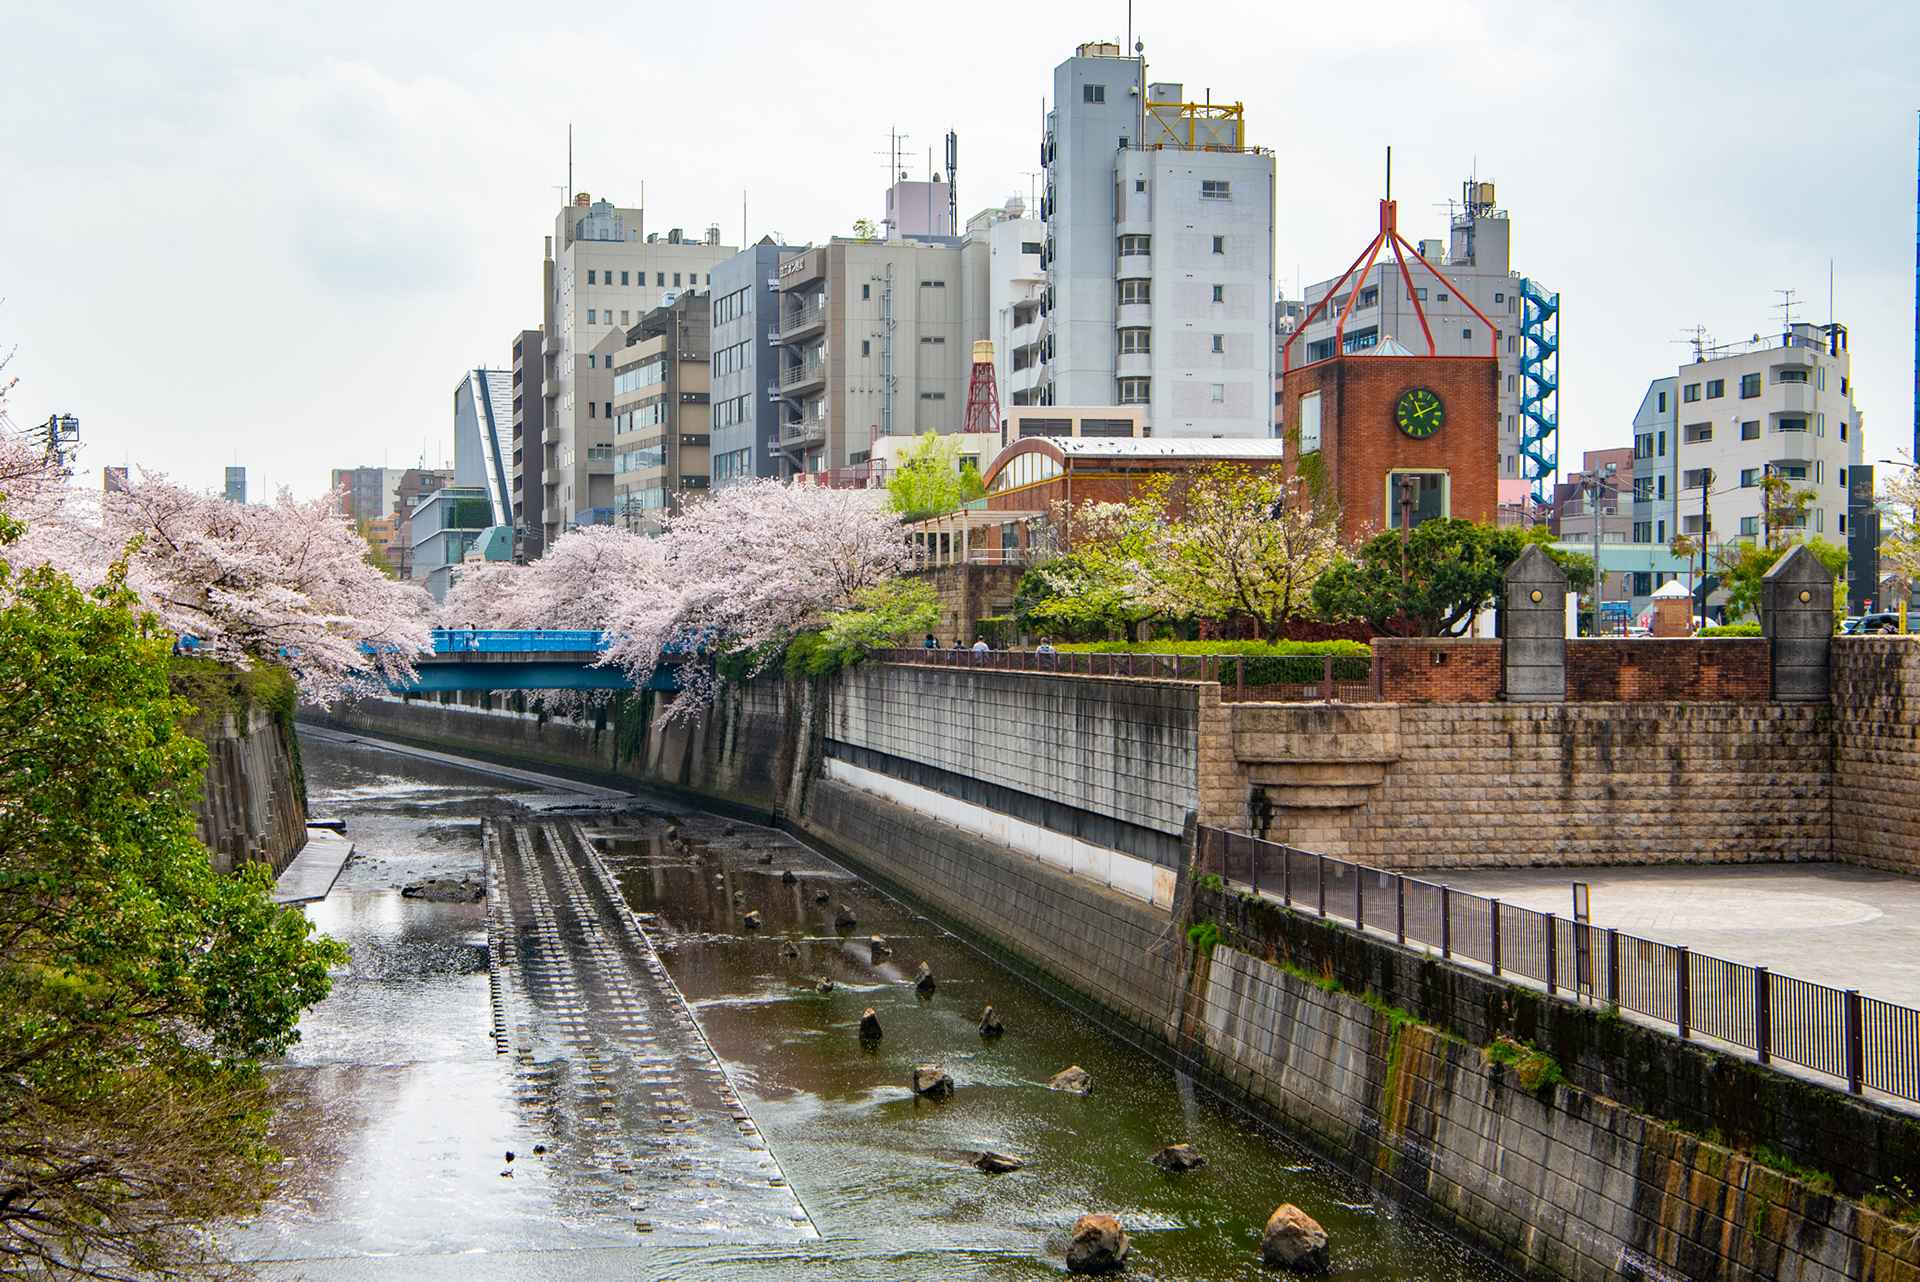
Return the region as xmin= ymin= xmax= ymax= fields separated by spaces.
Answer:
xmin=875 ymin=648 xmax=1379 ymax=703
xmin=1198 ymin=826 xmax=1918 ymax=1104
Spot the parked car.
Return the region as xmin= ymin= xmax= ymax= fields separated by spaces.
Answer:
xmin=1843 ymin=612 xmax=1906 ymax=635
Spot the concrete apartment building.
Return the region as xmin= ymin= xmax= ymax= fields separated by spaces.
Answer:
xmin=1553 ymin=447 xmax=1635 ymax=604
xmin=539 ymin=194 xmax=734 ymax=546
xmin=509 ymin=329 xmax=545 ymax=561
xmin=452 ymin=369 xmax=515 ymax=529
xmin=391 ymin=467 xmax=452 ymax=580
xmin=1288 ymin=181 xmax=1556 ymax=483
xmin=972 ymin=197 xmax=1045 ymax=418
xmin=1634 ymin=323 xmax=1864 ymax=610
xmin=773 ymin=235 xmax=978 ymax=475
xmin=330 ymin=466 xmax=405 ymax=524
xmin=224 ymin=466 xmax=247 ymax=504
xmin=613 ymin=292 xmax=711 ymax=533
xmin=1038 ymin=41 xmax=1277 ymax=438
xmin=710 ymin=239 xmax=803 ymax=487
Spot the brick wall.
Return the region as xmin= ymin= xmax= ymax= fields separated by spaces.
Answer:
xmin=1567 ymin=637 xmax=1770 ymax=700
xmin=1281 ymin=354 xmax=1500 ymax=542
xmin=1372 ymin=638 xmax=1503 ymax=702
xmin=1831 ymin=638 xmax=1920 ymax=873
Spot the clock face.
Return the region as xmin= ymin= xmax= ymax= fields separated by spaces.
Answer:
xmin=1394 ymin=387 xmax=1445 ymax=439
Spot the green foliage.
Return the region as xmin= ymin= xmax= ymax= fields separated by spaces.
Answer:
xmin=1014 ymin=553 xmax=1148 ymax=642
xmin=168 ymin=654 xmax=298 ymax=734
xmin=788 ymin=578 xmax=941 ymax=679
xmin=1195 ymin=872 xmax=1225 ymax=893
xmin=974 ymin=615 xmax=1017 ymax=648
xmin=1714 ymin=536 xmax=1847 ymax=624
xmin=0 ymin=550 xmax=346 ymax=1278
xmin=1750 ymin=1144 xmax=1837 ymax=1195
xmin=885 ymin=431 xmax=986 ymax=520
xmin=1186 ymin=920 xmax=1221 ymax=957
xmin=1311 ymin=520 xmax=1594 ymax=637
xmin=1698 ymin=622 xmax=1762 ymax=637
xmin=1484 ymin=1035 xmax=1566 ymax=1093
xmin=1055 ymin=638 xmax=1370 ymax=684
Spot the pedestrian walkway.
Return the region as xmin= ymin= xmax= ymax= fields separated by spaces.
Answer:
xmin=273 ymin=827 xmax=355 ymax=905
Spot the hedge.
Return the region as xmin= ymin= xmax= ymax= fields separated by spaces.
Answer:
xmin=1697 ymin=622 xmax=1762 ymax=637
xmin=1054 ymin=639 xmax=1371 ymax=684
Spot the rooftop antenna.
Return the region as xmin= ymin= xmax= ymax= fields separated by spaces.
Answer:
xmin=567 ymin=122 xmax=573 ymax=200
xmin=1675 ymin=325 xmax=1711 ymax=363
xmin=1385 ymin=144 xmax=1392 ymax=201
xmin=1774 ymin=287 xmax=1800 ymax=331
xmin=1828 ymin=257 xmax=1834 ymax=325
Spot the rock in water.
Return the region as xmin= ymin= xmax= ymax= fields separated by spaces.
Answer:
xmin=814 ymin=889 xmax=831 ymax=904
xmin=758 ymin=851 xmax=774 ymax=865
xmin=1150 ymin=1142 xmax=1207 ymax=1172
xmin=910 ymin=1064 xmax=953 ymax=1098
xmin=858 ymin=1008 xmax=883 ymax=1039
xmin=1260 ymin=1204 xmax=1330 ymax=1274
xmin=782 ymin=869 xmax=797 ymax=885
xmin=1065 ymin=1214 xmax=1131 ymax=1274
xmin=978 ymin=1005 xmax=1004 ymax=1037
xmin=972 ymin=1150 xmax=1025 ymax=1173
xmin=722 ymin=823 xmax=738 ymax=836
xmin=869 ymin=935 xmax=892 ymax=960
xmin=913 ymin=961 xmax=936 ymax=994
xmin=814 ymin=977 xmax=835 ymax=993
xmin=781 ymin=941 xmax=801 ymax=960
xmin=741 ymin=910 xmax=762 ymax=929
xmin=400 ymin=877 xmax=484 ymax=903
xmin=1049 ymin=1065 xmax=1092 ymax=1094
xmin=834 ymin=905 xmax=857 ymax=929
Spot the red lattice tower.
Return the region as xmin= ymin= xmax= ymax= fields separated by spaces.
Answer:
xmin=962 ymin=339 xmax=1001 ymax=439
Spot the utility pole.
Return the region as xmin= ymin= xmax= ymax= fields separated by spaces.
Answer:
xmin=1699 ymin=468 xmax=1714 ymax=616
xmin=1588 ymin=476 xmax=1604 ymax=635
xmin=1398 ymin=475 xmax=1415 ymax=584
xmin=1761 ymin=461 xmax=1772 ymax=549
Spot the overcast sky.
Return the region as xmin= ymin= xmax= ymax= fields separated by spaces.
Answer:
xmin=4 ymin=0 xmax=1916 ymax=498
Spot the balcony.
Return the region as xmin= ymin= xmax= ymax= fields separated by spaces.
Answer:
xmin=779 ymin=419 xmax=827 ymax=449
xmin=1117 ymin=351 xmax=1152 ymax=379
xmin=779 ymin=361 xmax=827 ymax=395
xmin=778 ymin=301 xmax=826 ymax=341
xmin=1116 ymin=301 xmax=1152 ymax=331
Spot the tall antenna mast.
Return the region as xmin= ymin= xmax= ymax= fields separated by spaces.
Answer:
xmin=1774 ymin=287 xmax=1800 ymax=331
xmin=567 ymin=122 xmax=573 ymax=199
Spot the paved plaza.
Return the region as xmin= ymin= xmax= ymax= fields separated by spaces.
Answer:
xmin=1431 ymin=861 xmax=1920 ymax=1009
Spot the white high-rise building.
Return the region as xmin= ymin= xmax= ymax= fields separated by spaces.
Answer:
xmin=539 ymin=194 xmax=734 ymax=548
xmin=964 ymin=197 xmax=1044 ymax=421
xmin=1038 ymin=41 xmax=1276 ymax=437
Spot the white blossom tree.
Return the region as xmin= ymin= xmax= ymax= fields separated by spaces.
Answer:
xmin=1880 ymin=462 xmax=1920 ymax=593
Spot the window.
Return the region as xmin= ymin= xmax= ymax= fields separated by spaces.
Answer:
xmin=1775 ymin=367 xmax=1809 ymax=384
xmin=1386 ymin=472 xmax=1447 ymax=528
xmin=1635 ymin=435 xmax=1654 ymax=461
xmin=620 ymin=310 xmax=629 ymax=323
xmin=1461 ymin=327 xmax=1472 ymax=341
xmin=1298 ymin=391 xmax=1322 ymax=453
xmin=862 ymin=283 xmax=871 ymax=300
xmin=620 ymin=271 xmax=629 ymax=285
xmin=1839 ymin=467 xmax=1849 ymax=489
xmin=1083 ymin=83 xmax=1105 ymax=103
xmin=656 ymin=273 xmax=664 ymax=285
xmin=1816 ymin=412 xmax=1826 ymax=437
xmin=587 ymin=309 xmax=596 ymax=323
xmin=589 ymin=402 xmax=596 ymax=419
xmin=1508 ymin=336 xmax=1517 ymax=354
xmin=1682 ymin=468 xmax=1712 ymax=490
xmin=1683 ymin=423 xmax=1712 ymax=444
xmin=1021 ymin=241 xmax=1042 ymax=254
xmin=919 ymin=335 xmax=945 ymax=345
xmin=1657 ymin=475 xmax=1666 ymax=500
xmin=919 ymin=391 xmax=945 ymax=400
xmin=1437 ymin=292 xmax=1448 ymax=302
xmin=1840 ymin=376 xmax=1849 ymax=395
xmin=1818 ymin=366 xmax=1826 ymax=390
xmin=1134 ymin=178 xmax=1146 ymax=192
xmin=1740 ymin=372 xmax=1761 ymax=398
xmin=1200 ymin=179 xmax=1231 ymax=200
xmin=1118 ymin=279 xmax=1151 ymax=304
xmin=1776 ymin=417 xmax=1807 ymax=433
xmin=1739 ymin=468 xmax=1759 ymax=487
xmin=1357 ymin=287 xmax=1378 ymax=308
xmin=587 ymin=270 xmax=597 ymax=284
xmin=1840 ymin=419 xmax=1849 ymax=441
xmin=1657 ymin=520 xmax=1666 ymax=543
xmin=1118 ymin=377 xmax=1150 ymax=404
xmin=920 ymin=279 xmax=947 ymax=288
xmin=588 ymin=354 xmax=597 ymax=369
xmin=1494 ymin=291 xmax=1504 ymax=303
xmin=1118 ymin=234 xmax=1151 ymax=256
xmin=1657 ymin=390 xmax=1668 ymax=412
xmin=1705 ymin=378 xmax=1725 ymax=399
xmin=1633 ymin=521 xmax=1651 ymax=543
xmin=1211 ymin=235 xmax=1225 ymax=254
xmin=1741 ymin=420 xmax=1760 ymax=440
xmin=1740 ymin=516 xmax=1759 ymax=537
xmin=673 ymin=273 xmax=682 ymax=287
xmin=1683 ymin=383 xmax=1701 ymax=403
xmin=1211 ymin=284 xmax=1225 ymax=303
xmin=1209 ymin=383 xmax=1225 ymax=402
xmin=604 ymin=402 xmax=611 ymax=419
xmin=1210 ymin=334 xmax=1224 ymax=353
xmin=1118 ymin=328 xmax=1150 ymax=353
xmin=860 ymin=340 xmax=870 ymax=356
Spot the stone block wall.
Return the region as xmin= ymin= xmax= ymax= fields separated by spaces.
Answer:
xmin=1567 ymin=638 xmax=1770 ymax=701
xmin=1231 ymin=701 xmax=1833 ymax=867
xmin=196 ymin=704 xmax=307 ymax=875
xmin=1831 ymin=638 xmax=1920 ymax=874
xmin=912 ymin=562 xmax=1026 ymax=645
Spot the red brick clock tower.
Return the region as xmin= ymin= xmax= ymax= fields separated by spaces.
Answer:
xmin=1280 ymin=197 xmax=1500 ymax=544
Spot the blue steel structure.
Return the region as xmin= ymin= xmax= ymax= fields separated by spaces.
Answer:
xmin=1518 ymin=277 xmax=1560 ymax=505
xmin=392 ymin=629 xmax=678 ymax=693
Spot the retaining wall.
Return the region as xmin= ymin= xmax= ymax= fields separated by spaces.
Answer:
xmin=1831 ymin=638 xmax=1920 ymax=874
xmin=195 ymin=703 xmax=307 ymax=874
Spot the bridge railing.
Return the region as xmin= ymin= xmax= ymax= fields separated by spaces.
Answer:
xmin=1196 ymin=825 xmax=1917 ymax=1104
xmin=428 ymin=628 xmax=610 ymax=654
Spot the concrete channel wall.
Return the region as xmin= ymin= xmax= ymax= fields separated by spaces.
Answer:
xmin=311 ymin=662 xmax=1920 ymax=1282
xmin=196 ymin=703 xmax=307 ymax=874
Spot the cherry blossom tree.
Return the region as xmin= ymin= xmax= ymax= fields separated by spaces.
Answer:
xmin=100 ymin=479 xmax=435 ymax=705
xmin=601 ymin=480 xmax=907 ymax=713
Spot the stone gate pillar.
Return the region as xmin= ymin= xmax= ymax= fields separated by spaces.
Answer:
xmin=1501 ymin=544 xmax=1567 ymax=702
xmin=1761 ymin=544 xmax=1834 ymax=702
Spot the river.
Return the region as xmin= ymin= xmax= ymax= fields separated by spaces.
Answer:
xmin=243 ymin=729 xmax=1504 ymax=1281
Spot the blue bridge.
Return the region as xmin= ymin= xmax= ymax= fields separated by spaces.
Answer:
xmin=393 ymin=629 xmax=680 ymax=693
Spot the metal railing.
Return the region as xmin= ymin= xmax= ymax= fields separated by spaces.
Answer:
xmin=1196 ymin=826 xmax=1919 ymax=1103
xmin=428 ymin=628 xmax=609 ymax=654
xmin=873 ymin=647 xmax=1380 ymax=703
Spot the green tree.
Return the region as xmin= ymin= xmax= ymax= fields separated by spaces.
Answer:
xmin=1311 ymin=520 xmax=1594 ymax=636
xmin=1714 ymin=535 xmax=1847 ymax=623
xmin=790 ymin=577 xmax=941 ymax=675
xmin=1757 ymin=471 xmax=1818 ymax=548
xmin=885 ymin=431 xmax=985 ymax=521
xmin=0 ymin=528 xmax=345 ymax=1278
xmin=1013 ymin=500 xmax=1158 ymax=641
